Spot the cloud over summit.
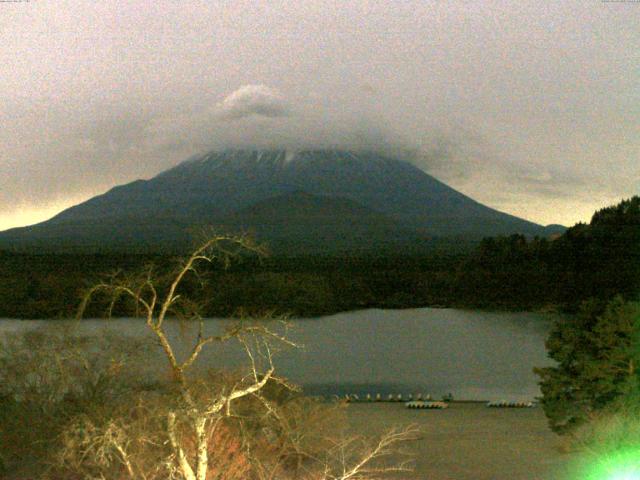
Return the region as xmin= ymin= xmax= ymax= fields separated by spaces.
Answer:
xmin=217 ymin=85 xmax=289 ymax=120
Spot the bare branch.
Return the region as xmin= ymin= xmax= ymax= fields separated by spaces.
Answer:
xmin=180 ymin=336 xmax=216 ymax=371
xmin=324 ymin=425 xmax=420 ymax=480
xmin=167 ymin=412 xmax=196 ymax=480
xmin=206 ymin=367 xmax=276 ymax=417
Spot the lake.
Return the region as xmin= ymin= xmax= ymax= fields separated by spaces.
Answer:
xmin=0 ymin=308 xmax=558 ymax=401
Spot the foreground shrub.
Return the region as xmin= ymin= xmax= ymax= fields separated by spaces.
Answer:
xmin=0 ymin=325 xmax=416 ymax=480
xmin=535 ymin=297 xmax=640 ymax=434
xmin=0 ymin=324 xmax=152 ymax=476
xmin=564 ymin=393 xmax=640 ymax=479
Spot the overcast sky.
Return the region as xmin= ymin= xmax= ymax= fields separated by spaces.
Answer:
xmin=1 ymin=0 xmax=638 ymax=230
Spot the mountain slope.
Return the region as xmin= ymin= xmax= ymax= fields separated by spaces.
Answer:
xmin=215 ymin=191 xmax=422 ymax=254
xmin=0 ymin=149 xmax=561 ymax=252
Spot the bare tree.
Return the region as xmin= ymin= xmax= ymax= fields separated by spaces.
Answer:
xmin=321 ymin=425 xmax=419 ymax=480
xmin=77 ymin=234 xmax=298 ymax=480
xmin=70 ymin=234 xmax=419 ymax=480
xmin=250 ymin=419 xmax=420 ymax=480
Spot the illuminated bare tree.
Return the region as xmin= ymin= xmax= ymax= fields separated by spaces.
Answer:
xmin=250 ymin=421 xmax=420 ymax=480
xmin=73 ymin=234 xmax=418 ymax=480
xmin=77 ymin=234 xmax=296 ymax=480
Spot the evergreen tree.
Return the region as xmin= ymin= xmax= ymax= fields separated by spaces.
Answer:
xmin=535 ymin=297 xmax=640 ymax=434
xmin=549 ymin=196 xmax=640 ymax=307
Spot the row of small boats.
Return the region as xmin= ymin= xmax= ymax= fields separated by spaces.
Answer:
xmin=406 ymin=401 xmax=449 ymax=409
xmin=485 ymin=400 xmax=535 ymax=408
xmin=339 ymin=393 xmax=446 ymax=403
xmin=335 ymin=394 xmax=535 ymax=409
xmin=406 ymin=400 xmax=534 ymax=409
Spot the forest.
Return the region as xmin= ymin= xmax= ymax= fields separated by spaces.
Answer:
xmin=1 ymin=196 xmax=638 ymax=320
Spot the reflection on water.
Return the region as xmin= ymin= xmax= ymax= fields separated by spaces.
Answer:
xmin=0 ymin=308 xmax=558 ymax=401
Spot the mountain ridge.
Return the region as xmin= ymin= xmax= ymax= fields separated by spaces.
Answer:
xmin=0 ymin=149 xmax=564 ymax=253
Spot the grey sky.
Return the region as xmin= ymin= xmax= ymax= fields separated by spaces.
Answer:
xmin=1 ymin=0 xmax=638 ymax=230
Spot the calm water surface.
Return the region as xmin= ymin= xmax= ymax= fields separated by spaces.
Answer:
xmin=0 ymin=308 xmax=557 ymax=401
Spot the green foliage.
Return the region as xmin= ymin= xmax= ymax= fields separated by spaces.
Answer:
xmin=563 ymin=390 xmax=640 ymax=478
xmin=570 ymin=391 xmax=640 ymax=450
xmin=534 ymin=297 xmax=640 ymax=434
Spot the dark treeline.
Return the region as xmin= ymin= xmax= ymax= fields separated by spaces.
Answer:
xmin=0 ymin=249 xmax=464 ymax=319
xmin=457 ymin=196 xmax=640 ymax=310
xmin=1 ymin=196 xmax=638 ymax=319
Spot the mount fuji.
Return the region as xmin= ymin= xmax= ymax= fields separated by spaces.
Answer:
xmin=0 ymin=150 xmax=563 ymax=253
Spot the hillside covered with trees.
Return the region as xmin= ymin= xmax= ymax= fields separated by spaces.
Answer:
xmin=0 ymin=196 xmax=638 ymax=319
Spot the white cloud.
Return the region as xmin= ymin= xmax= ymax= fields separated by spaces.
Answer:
xmin=216 ymin=84 xmax=289 ymax=120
